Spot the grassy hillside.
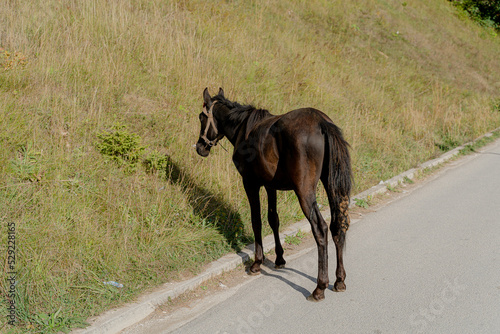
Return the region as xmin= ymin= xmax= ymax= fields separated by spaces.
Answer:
xmin=1 ymin=0 xmax=499 ymax=331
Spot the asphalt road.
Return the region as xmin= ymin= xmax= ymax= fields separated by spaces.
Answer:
xmin=127 ymin=138 xmax=500 ymax=334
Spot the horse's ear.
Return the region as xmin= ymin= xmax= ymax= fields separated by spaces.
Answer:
xmin=203 ymin=87 xmax=211 ymax=105
xmin=218 ymin=87 xmax=224 ymax=97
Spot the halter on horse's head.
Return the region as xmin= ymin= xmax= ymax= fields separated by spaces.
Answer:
xmin=196 ymin=88 xmax=226 ymax=157
xmin=200 ymin=100 xmax=220 ymax=148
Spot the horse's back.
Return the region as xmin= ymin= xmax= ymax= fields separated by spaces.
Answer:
xmin=241 ymin=107 xmax=333 ymax=189
xmin=267 ymin=108 xmax=329 ymax=188
xmin=280 ymin=107 xmax=333 ymax=125
xmin=274 ymin=108 xmax=331 ymax=148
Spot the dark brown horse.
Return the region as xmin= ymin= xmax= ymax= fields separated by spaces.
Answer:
xmin=195 ymin=88 xmax=352 ymax=301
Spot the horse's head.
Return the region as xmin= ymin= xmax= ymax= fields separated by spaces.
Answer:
xmin=195 ymin=87 xmax=224 ymax=157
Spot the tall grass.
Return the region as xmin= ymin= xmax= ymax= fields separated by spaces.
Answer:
xmin=1 ymin=0 xmax=499 ymax=331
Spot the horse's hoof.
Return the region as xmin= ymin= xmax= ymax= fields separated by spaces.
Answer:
xmin=274 ymin=264 xmax=286 ymax=269
xmin=248 ymin=269 xmax=261 ymax=276
xmin=333 ymin=282 xmax=346 ymax=292
xmin=306 ymin=294 xmax=324 ymax=302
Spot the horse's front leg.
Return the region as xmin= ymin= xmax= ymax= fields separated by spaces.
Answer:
xmin=244 ymin=181 xmax=263 ymax=275
xmin=265 ymin=186 xmax=286 ymax=268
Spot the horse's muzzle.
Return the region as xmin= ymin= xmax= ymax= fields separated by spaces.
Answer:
xmin=195 ymin=141 xmax=211 ymax=157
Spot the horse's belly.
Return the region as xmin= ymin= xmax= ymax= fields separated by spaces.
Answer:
xmin=261 ymin=164 xmax=295 ymax=190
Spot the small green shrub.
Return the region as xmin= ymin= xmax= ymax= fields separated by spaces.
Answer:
xmin=96 ymin=125 xmax=145 ymax=170
xmin=143 ymin=150 xmax=170 ymax=174
xmin=449 ymin=0 xmax=500 ymax=30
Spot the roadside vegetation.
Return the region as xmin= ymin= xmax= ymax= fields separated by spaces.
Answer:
xmin=1 ymin=0 xmax=499 ymax=332
xmin=449 ymin=0 xmax=500 ymax=30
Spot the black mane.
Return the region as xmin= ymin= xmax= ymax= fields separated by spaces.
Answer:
xmin=213 ymin=94 xmax=272 ymax=133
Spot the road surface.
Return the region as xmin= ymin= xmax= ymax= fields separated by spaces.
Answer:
xmin=125 ymin=138 xmax=500 ymax=334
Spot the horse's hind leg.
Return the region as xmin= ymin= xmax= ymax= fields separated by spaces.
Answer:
xmin=265 ymin=187 xmax=286 ymax=268
xmin=328 ymin=194 xmax=350 ymax=292
xmin=296 ymin=190 xmax=329 ymax=302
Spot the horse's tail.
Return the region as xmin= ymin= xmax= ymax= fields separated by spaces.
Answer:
xmin=321 ymin=121 xmax=352 ymax=245
xmin=321 ymin=121 xmax=352 ymax=200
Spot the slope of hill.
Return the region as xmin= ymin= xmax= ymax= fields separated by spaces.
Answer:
xmin=1 ymin=0 xmax=499 ymax=331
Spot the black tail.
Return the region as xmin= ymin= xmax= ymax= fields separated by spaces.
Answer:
xmin=321 ymin=121 xmax=352 ymax=201
xmin=321 ymin=121 xmax=352 ymax=248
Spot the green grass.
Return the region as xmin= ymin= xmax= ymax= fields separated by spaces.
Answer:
xmin=354 ymin=198 xmax=371 ymax=209
xmin=459 ymin=128 xmax=500 ymax=155
xmin=403 ymin=176 xmax=415 ymax=184
xmin=1 ymin=0 xmax=500 ymax=332
xmin=284 ymin=230 xmax=306 ymax=246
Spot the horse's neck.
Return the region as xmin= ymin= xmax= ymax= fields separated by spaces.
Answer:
xmin=218 ymin=103 xmax=273 ymax=146
xmin=219 ymin=108 xmax=252 ymax=146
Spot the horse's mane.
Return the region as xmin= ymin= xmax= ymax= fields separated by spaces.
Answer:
xmin=213 ymin=94 xmax=272 ymax=135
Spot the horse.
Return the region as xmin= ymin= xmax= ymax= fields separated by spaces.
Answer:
xmin=195 ymin=87 xmax=352 ymax=301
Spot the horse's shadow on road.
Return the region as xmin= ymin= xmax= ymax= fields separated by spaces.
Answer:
xmin=256 ymin=258 xmax=335 ymax=298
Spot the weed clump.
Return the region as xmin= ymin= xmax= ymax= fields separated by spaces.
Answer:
xmin=96 ymin=125 xmax=145 ymax=171
xmin=143 ymin=150 xmax=170 ymax=174
xmin=0 ymin=47 xmax=28 ymax=71
xmin=9 ymin=145 xmax=41 ymax=182
xmin=285 ymin=230 xmax=306 ymax=245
